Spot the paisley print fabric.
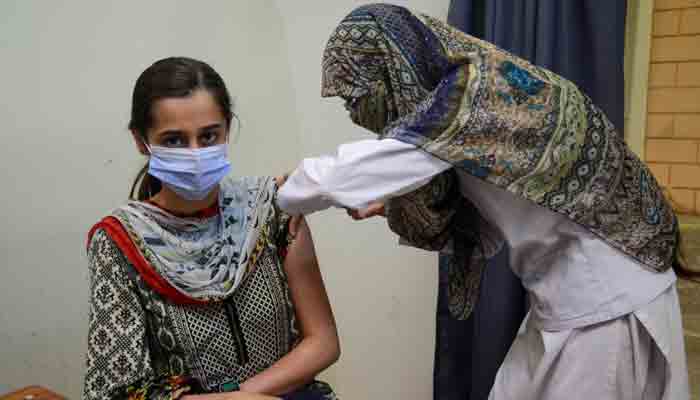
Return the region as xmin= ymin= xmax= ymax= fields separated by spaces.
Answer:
xmin=321 ymin=4 xmax=678 ymax=319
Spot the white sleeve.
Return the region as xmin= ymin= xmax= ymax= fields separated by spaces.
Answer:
xmin=276 ymin=138 xmax=452 ymax=215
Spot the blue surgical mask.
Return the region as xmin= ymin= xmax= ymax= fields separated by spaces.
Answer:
xmin=146 ymin=143 xmax=232 ymax=201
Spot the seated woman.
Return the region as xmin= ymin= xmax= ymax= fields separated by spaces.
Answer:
xmin=81 ymin=57 xmax=339 ymax=400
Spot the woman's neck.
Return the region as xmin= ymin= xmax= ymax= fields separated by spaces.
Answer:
xmin=149 ymin=186 xmax=220 ymax=217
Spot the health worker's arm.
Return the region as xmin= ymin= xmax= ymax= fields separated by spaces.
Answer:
xmin=276 ymin=138 xmax=451 ymax=216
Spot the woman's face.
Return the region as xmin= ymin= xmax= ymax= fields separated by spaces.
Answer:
xmin=342 ymin=79 xmax=392 ymax=134
xmin=134 ymin=89 xmax=228 ymax=152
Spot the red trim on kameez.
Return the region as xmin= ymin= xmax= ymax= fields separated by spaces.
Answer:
xmin=87 ymin=216 xmax=207 ymax=305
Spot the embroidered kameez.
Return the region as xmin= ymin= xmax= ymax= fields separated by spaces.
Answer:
xmin=82 ymin=176 xmax=336 ymax=400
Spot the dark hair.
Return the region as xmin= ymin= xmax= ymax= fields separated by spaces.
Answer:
xmin=128 ymin=57 xmax=234 ymax=200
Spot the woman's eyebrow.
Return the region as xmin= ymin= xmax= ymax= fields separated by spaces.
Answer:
xmin=157 ymin=129 xmax=184 ymax=137
xmin=199 ymin=123 xmax=224 ymax=132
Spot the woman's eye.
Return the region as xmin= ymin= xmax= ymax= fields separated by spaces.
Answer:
xmin=201 ymin=131 xmax=219 ymax=145
xmin=162 ymin=137 xmax=185 ymax=147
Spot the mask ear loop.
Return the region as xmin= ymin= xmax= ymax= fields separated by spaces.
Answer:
xmin=230 ymin=113 xmax=242 ymax=145
xmin=220 ymin=114 xmax=240 ymax=160
xmin=141 ymin=138 xmax=153 ymax=156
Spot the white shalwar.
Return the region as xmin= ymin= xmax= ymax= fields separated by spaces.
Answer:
xmin=277 ymin=138 xmax=690 ymax=399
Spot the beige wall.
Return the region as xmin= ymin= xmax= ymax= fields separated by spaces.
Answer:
xmin=0 ymin=1 xmax=448 ymax=399
xmin=646 ymin=0 xmax=700 ymax=214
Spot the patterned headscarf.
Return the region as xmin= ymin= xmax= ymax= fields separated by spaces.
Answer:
xmin=322 ymin=4 xmax=678 ymax=319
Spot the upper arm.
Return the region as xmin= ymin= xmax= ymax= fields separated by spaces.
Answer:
xmin=324 ymin=139 xmax=452 ymax=207
xmin=277 ymin=138 xmax=452 ymax=213
xmin=280 ymin=218 xmax=337 ymax=342
xmin=324 ymin=138 xmax=452 ymax=204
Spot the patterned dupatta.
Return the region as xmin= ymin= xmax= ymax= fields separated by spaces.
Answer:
xmin=321 ymin=4 xmax=678 ymax=319
xmin=88 ymin=176 xmax=279 ymax=304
